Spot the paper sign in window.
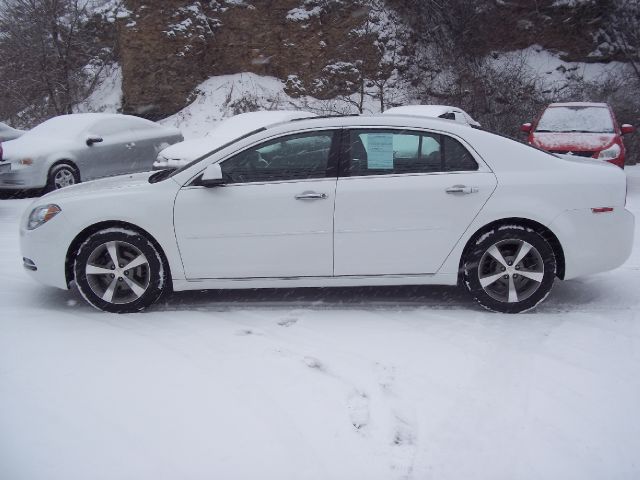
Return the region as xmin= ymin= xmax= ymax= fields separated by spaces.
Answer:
xmin=366 ymin=134 xmax=394 ymax=169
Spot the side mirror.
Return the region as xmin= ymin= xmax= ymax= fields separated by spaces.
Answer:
xmin=86 ymin=135 xmax=103 ymax=146
xmin=196 ymin=163 xmax=225 ymax=187
xmin=520 ymin=123 xmax=532 ymax=133
xmin=621 ymin=124 xmax=635 ymax=135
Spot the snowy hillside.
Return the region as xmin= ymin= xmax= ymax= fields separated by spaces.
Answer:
xmin=491 ymin=45 xmax=630 ymax=91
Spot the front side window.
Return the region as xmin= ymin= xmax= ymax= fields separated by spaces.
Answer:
xmin=220 ymin=131 xmax=336 ymax=184
xmin=345 ymin=130 xmax=477 ymax=176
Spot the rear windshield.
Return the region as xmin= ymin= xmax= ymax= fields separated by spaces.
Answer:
xmin=536 ymin=106 xmax=614 ymax=134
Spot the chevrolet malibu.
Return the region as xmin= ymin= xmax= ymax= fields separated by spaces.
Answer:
xmin=19 ymin=115 xmax=634 ymax=313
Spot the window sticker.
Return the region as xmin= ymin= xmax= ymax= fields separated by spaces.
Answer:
xmin=366 ymin=134 xmax=394 ymax=169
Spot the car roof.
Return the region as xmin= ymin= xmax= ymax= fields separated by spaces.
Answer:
xmin=382 ymin=105 xmax=480 ymax=126
xmin=207 ymin=110 xmax=316 ymax=138
xmin=548 ymin=102 xmax=609 ymax=108
xmin=265 ymin=113 xmax=467 ymax=133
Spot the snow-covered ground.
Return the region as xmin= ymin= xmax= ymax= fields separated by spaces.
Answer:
xmin=1 ymin=167 xmax=640 ymax=479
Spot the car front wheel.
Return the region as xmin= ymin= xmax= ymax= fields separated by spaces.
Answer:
xmin=46 ymin=163 xmax=79 ymax=192
xmin=74 ymin=228 xmax=167 ymax=313
xmin=463 ymin=226 xmax=556 ymax=313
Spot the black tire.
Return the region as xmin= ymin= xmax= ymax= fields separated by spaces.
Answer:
xmin=74 ymin=228 xmax=167 ymax=313
xmin=462 ymin=226 xmax=556 ymax=313
xmin=45 ymin=163 xmax=79 ymax=193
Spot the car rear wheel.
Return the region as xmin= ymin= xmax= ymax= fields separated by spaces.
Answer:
xmin=46 ymin=163 xmax=79 ymax=192
xmin=463 ymin=226 xmax=556 ymax=313
xmin=74 ymin=228 xmax=167 ymax=313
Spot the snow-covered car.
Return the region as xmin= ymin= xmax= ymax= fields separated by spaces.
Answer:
xmin=384 ymin=105 xmax=481 ymax=127
xmin=0 ymin=113 xmax=183 ymax=193
xmin=20 ymin=114 xmax=633 ymax=314
xmin=521 ymin=102 xmax=634 ymax=169
xmin=154 ymin=110 xmax=317 ymax=170
xmin=0 ymin=121 xmax=25 ymax=142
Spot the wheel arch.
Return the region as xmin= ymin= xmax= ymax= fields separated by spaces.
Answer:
xmin=48 ymin=159 xmax=80 ymax=181
xmin=65 ymin=220 xmax=172 ymax=289
xmin=458 ymin=217 xmax=566 ymax=282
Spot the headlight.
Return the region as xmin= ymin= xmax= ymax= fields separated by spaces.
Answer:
xmin=27 ymin=204 xmax=61 ymax=230
xmin=598 ymin=144 xmax=621 ymax=160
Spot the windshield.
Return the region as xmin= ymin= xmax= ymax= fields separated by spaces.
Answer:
xmin=536 ymin=106 xmax=614 ymax=133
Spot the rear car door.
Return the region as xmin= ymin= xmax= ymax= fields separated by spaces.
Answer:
xmin=334 ymin=128 xmax=497 ymax=276
xmin=173 ymin=130 xmax=339 ymax=279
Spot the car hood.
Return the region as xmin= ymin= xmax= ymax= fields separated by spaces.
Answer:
xmin=532 ymin=132 xmax=616 ymax=151
xmin=159 ymin=137 xmax=220 ymax=162
xmin=1 ymin=136 xmax=76 ymax=161
xmin=41 ymin=171 xmax=156 ymax=201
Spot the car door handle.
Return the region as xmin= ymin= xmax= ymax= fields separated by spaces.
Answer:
xmin=126 ymin=143 xmax=135 ymax=149
xmin=445 ymin=185 xmax=478 ymax=194
xmin=295 ymin=191 xmax=328 ymax=200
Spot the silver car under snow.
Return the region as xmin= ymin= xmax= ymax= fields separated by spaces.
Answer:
xmin=0 ymin=113 xmax=183 ymax=193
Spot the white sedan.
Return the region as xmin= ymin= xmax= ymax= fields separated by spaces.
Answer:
xmin=20 ymin=115 xmax=634 ymax=313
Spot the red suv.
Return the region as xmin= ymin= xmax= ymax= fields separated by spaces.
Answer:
xmin=521 ymin=102 xmax=634 ymax=168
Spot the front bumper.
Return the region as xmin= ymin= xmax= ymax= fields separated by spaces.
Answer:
xmin=0 ymin=162 xmax=47 ymax=189
xmin=550 ymin=207 xmax=634 ymax=280
xmin=19 ymin=209 xmax=71 ymax=290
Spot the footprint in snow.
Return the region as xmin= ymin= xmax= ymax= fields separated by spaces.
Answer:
xmin=392 ymin=415 xmax=415 ymax=446
xmin=375 ymin=362 xmax=396 ymax=394
xmin=303 ymin=356 xmax=326 ymax=372
xmin=278 ymin=317 xmax=298 ymax=327
xmin=347 ymin=390 xmax=370 ymax=432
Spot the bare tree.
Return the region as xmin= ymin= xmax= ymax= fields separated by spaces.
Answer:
xmin=606 ymin=0 xmax=640 ymax=84
xmin=0 ymin=0 xmax=116 ymax=125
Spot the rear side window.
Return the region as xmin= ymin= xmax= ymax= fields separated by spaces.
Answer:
xmin=443 ymin=135 xmax=477 ymax=171
xmin=344 ymin=129 xmax=478 ymax=176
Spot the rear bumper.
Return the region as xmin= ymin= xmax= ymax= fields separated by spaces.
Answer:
xmin=550 ymin=207 xmax=634 ymax=279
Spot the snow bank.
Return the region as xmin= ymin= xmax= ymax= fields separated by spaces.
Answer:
xmin=490 ymin=45 xmax=629 ymax=92
xmin=159 ymin=72 xmax=381 ymax=139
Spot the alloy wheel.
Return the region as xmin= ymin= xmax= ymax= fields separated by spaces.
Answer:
xmin=53 ymin=168 xmax=76 ymax=189
xmin=478 ymin=239 xmax=544 ymax=304
xmin=85 ymin=240 xmax=150 ymax=304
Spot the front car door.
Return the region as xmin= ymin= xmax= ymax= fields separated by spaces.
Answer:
xmin=334 ymin=128 xmax=497 ymax=276
xmin=79 ymin=119 xmax=135 ymax=180
xmin=173 ymin=130 xmax=339 ymax=279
